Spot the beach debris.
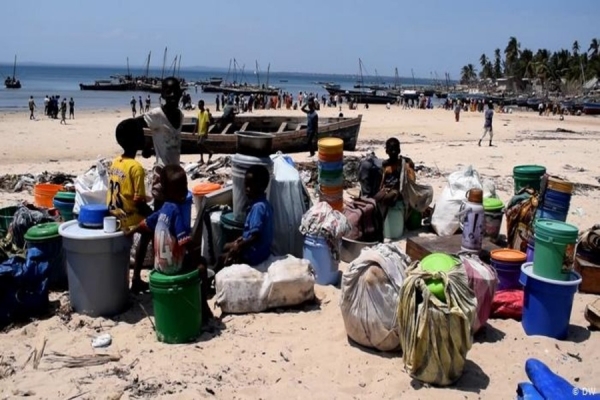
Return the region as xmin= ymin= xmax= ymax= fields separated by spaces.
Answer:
xmin=65 ymin=391 xmax=90 ymax=400
xmin=138 ymin=303 xmax=156 ymax=332
xmin=563 ymin=164 xmax=585 ymax=172
xmin=205 ymin=387 xmax=216 ymax=395
xmin=45 ymin=352 xmax=121 ymax=369
xmin=186 ymin=157 xmax=232 ymax=183
xmin=91 ymin=333 xmax=112 ymax=348
xmin=0 ymin=171 xmax=76 ymax=193
xmin=0 ymin=355 xmax=16 ymax=379
xmin=33 ymin=337 xmax=48 ymax=370
xmin=12 ymin=389 xmax=35 ymax=397
xmin=124 ymin=376 xmax=164 ymax=398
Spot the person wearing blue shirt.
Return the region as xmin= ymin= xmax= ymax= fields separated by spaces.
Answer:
xmin=301 ymin=97 xmax=319 ymax=157
xmin=219 ymin=165 xmax=274 ymax=269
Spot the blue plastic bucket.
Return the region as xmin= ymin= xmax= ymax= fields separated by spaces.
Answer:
xmin=519 ymin=262 xmax=581 ymax=340
xmin=53 ymin=199 xmax=75 ymax=221
xmin=544 ymin=188 xmax=572 ymax=205
xmin=526 ymin=241 xmax=535 ymax=263
xmin=535 ymin=207 xmax=568 ymax=222
xmin=303 ymin=235 xmax=339 ymax=285
xmin=318 ymin=160 xmax=344 ymax=171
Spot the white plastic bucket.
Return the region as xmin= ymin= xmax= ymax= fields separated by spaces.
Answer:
xmin=384 ymin=201 xmax=405 ymax=240
xmin=232 ymin=153 xmax=273 ymax=223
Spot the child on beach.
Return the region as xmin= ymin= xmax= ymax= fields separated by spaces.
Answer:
xmin=60 ymin=98 xmax=67 ymax=124
xmin=120 ymin=77 xmax=184 ymax=292
xmin=125 ymin=165 xmax=212 ymax=323
xmin=106 ymin=120 xmax=153 ymax=292
xmin=218 ymin=165 xmax=274 ymax=270
xmin=374 ymin=138 xmax=415 ymax=215
xmin=479 ymin=102 xmax=494 ymax=147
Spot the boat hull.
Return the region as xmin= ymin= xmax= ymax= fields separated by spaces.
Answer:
xmin=144 ymin=114 xmax=362 ymax=155
xmin=583 ymin=103 xmax=600 ymax=115
xmin=79 ymin=82 xmax=135 ymax=91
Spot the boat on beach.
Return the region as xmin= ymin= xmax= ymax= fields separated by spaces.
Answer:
xmin=79 ymin=79 xmax=136 ymax=91
xmin=583 ymin=101 xmax=600 ymax=115
xmin=143 ymin=114 xmax=362 ymax=155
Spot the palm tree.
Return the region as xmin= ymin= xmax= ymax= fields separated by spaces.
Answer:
xmin=504 ymin=36 xmax=520 ymax=76
xmin=460 ymin=64 xmax=477 ymax=84
xmin=589 ymin=38 xmax=599 ymax=58
xmin=572 ymin=40 xmax=580 ymax=56
xmin=493 ymin=48 xmax=502 ymax=78
xmin=479 ymin=54 xmax=488 ymax=69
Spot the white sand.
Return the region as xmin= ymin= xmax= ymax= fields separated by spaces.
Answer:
xmin=0 ymin=105 xmax=599 ymax=399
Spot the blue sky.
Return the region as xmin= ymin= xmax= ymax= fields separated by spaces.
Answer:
xmin=1 ymin=0 xmax=597 ymax=77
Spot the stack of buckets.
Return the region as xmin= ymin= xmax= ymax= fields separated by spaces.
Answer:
xmin=317 ymin=138 xmax=344 ymax=212
xmin=519 ymin=218 xmax=581 ymax=340
xmin=536 ymin=176 xmax=574 ymax=222
xmin=53 ymin=191 xmax=76 ymax=221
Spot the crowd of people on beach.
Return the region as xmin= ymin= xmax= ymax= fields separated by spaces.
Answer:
xmin=27 ymin=95 xmax=75 ymax=123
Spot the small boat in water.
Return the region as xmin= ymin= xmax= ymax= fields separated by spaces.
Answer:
xmin=79 ymin=79 xmax=135 ymax=91
xmin=4 ymin=55 xmax=21 ymax=89
xmin=143 ymin=114 xmax=362 ymax=155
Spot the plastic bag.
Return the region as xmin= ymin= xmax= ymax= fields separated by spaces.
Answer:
xmin=74 ymin=159 xmax=110 ymax=214
xmin=491 ymin=289 xmax=523 ymax=320
xmin=431 ymin=165 xmax=483 ymax=236
xmin=397 ymin=262 xmax=477 ymax=386
xmin=458 ymin=253 xmax=498 ymax=332
xmin=215 ymin=255 xmax=315 ymax=314
xmin=340 ymin=243 xmax=410 ymax=351
xmin=269 ymin=154 xmax=311 ymax=258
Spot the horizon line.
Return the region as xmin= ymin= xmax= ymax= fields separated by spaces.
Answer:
xmin=0 ymin=60 xmax=451 ymax=81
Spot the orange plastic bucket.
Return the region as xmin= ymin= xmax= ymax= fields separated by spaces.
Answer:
xmin=320 ymin=185 xmax=343 ymax=196
xmin=34 ymin=184 xmax=64 ymax=208
xmin=318 ymin=138 xmax=344 ymax=155
xmin=192 ymin=182 xmax=222 ymax=213
xmin=329 ymin=199 xmax=344 ymax=212
xmin=318 ymin=152 xmax=343 ymax=162
xmin=547 ymin=176 xmax=573 ymax=194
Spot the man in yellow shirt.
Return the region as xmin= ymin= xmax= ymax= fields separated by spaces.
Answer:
xmin=107 ymin=120 xmax=152 ymax=291
xmin=195 ymin=99 xmax=213 ymax=164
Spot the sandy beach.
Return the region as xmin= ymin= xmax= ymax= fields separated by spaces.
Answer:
xmin=0 ymin=104 xmax=599 ymax=399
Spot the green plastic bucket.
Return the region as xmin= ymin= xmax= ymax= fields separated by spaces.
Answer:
xmin=513 ymin=165 xmax=546 ymax=194
xmin=0 ymin=206 xmax=18 ymax=237
xmin=149 ymin=269 xmax=201 ymax=344
xmin=533 ymin=219 xmax=578 ymax=281
xmin=421 ymin=253 xmax=459 ymax=302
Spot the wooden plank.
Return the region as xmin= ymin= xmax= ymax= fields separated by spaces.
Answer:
xmin=276 ymin=122 xmax=287 ymax=133
xmin=221 ymin=123 xmax=232 ymax=134
xmin=239 ymin=122 xmax=249 ymax=132
xmin=295 ymin=124 xmax=303 ymax=131
xmin=207 ymin=124 xmax=216 ymax=133
xmin=406 ymin=234 xmax=502 ymax=264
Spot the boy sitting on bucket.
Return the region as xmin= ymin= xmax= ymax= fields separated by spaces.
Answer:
xmin=374 ymin=138 xmax=415 ymax=218
xmin=217 ymin=165 xmax=274 ymax=271
xmin=125 ymin=165 xmax=213 ymax=324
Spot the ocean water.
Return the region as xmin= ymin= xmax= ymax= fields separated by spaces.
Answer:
xmin=0 ymin=64 xmax=441 ymax=111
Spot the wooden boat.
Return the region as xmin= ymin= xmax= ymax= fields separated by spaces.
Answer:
xmin=5 ymin=55 xmax=21 ymax=89
xmin=79 ymin=79 xmax=135 ymax=91
xmin=143 ymin=114 xmax=362 ymax=155
xmin=583 ymin=101 xmax=600 ymax=115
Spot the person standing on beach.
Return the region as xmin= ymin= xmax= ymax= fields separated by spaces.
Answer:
xmin=69 ymin=98 xmax=75 ymax=119
xmin=119 ymin=77 xmax=185 ymax=293
xmin=195 ymin=100 xmax=214 ymax=165
xmin=60 ymin=98 xmax=67 ymax=124
xmin=28 ymin=96 xmax=36 ymax=120
xmin=301 ymin=97 xmax=318 ymax=157
xmin=130 ymin=96 xmax=137 ymax=118
xmin=44 ymin=95 xmax=49 ymax=115
xmin=139 ymin=96 xmax=144 ymax=114
xmin=479 ymin=102 xmax=494 ymax=147
xmin=145 ymin=95 xmax=151 ymax=113
xmin=454 ymin=101 xmax=462 ymax=122
xmin=215 ymin=94 xmax=220 ymax=112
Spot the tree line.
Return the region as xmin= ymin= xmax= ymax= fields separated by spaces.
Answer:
xmin=460 ymin=36 xmax=600 ymax=90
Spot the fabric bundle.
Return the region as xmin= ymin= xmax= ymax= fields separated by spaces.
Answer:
xmin=299 ymin=202 xmax=351 ymax=260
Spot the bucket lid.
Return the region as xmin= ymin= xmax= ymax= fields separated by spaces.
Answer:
xmin=421 ymin=253 xmax=459 ymax=273
xmin=483 ymin=197 xmax=504 ymax=211
xmin=534 ymin=218 xmax=578 ymax=240
xmin=54 ymin=191 xmax=76 ymax=202
xmin=149 ymin=269 xmax=199 ymax=288
xmin=59 ymin=220 xmax=125 ymax=240
xmin=513 ymin=165 xmax=547 ymax=176
xmin=192 ymin=182 xmax=222 ymax=196
xmin=521 ymin=262 xmax=581 ymax=285
xmin=490 ymin=248 xmax=526 ymax=263
xmin=220 ymin=211 xmax=244 ymax=229
xmin=318 ymin=138 xmax=343 ymax=149
xmin=466 ymin=188 xmax=483 ymax=203
xmin=24 ymin=222 xmax=61 ymax=241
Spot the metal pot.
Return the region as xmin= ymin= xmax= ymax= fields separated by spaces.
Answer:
xmin=235 ymin=131 xmax=274 ymax=157
xmin=340 ymin=237 xmax=378 ymax=263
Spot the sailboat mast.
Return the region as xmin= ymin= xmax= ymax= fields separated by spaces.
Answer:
xmin=411 ymin=68 xmax=416 ymax=89
xmin=127 ymin=57 xmax=130 ymax=77
xmin=255 ymin=60 xmax=260 ymax=86
xmin=177 ymin=55 xmax=182 ymax=78
xmin=145 ymin=52 xmax=151 ymax=77
xmin=161 ymin=47 xmax=167 ymax=80
xmin=12 ymin=55 xmax=17 ymax=79
xmin=266 ymin=63 xmax=270 ymax=89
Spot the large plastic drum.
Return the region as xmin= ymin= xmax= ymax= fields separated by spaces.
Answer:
xmin=59 ymin=220 xmax=132 ymax=317
xmin=231 ymin=153 xmax=273 ymax=223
